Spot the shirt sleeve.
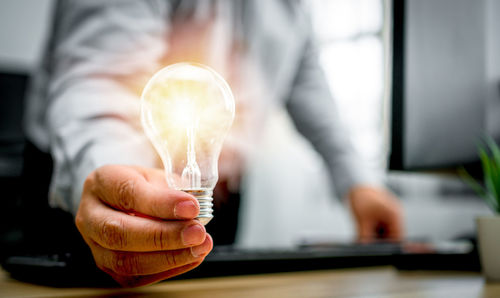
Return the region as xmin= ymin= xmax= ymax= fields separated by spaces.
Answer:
xmin=284 ymin=35 xmax=382 ymax=199
xmin=44 ymin=0 xmax=171 ymax=214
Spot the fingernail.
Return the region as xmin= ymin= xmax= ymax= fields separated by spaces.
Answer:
xmin=182 ymin=224 xmax=205 ymax=246
xmin=191 ymin=235 xmax=212 ymax=257
xmin=175 ymin=200 xmax=198 ymax=219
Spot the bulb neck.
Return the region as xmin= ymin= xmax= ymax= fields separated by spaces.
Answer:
xmin=182 ymin=189 xmax=213 ymax=225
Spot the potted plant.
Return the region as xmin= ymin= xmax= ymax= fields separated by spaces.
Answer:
xmin=460 ymin=137 xmax=500 ymax=281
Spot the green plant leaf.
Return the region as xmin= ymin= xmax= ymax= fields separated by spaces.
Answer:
xmin=458 ymin=167 xmax=487 ymax=198
xmin=485 ymin=137 xmax=500 ymax=212
xmin=479 ymin=147 xmax=500 ymax=212
xmin=490 ymin=161 xmax=500 ymax=206
xmin=479 ymin=148 xmax=494 ymax=195
xmin=485 ymin=136 xmax=500 ymax=168
xmin=458 ymin=166 xmax=499 ymax=211
xmin=459 ymin=137 xmax=500 ymax=213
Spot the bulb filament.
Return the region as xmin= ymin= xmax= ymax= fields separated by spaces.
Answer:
xmin=181 ymin=122 xmax=201 ymax=189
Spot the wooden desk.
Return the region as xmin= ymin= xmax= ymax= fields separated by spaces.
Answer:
xmin=2 ymin=266 xmax=500 ymax=298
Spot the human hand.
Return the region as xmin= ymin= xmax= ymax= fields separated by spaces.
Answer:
xmin=75 ymin=165 xmax=213 ymax=287
xmin=348 ymin=186 xmax=404 ymax=242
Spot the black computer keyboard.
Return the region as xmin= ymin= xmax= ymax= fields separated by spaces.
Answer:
xmin=2 ymin=241 xmax=480 ymax=285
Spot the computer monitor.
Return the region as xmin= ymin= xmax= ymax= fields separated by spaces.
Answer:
xmin=389 ymin=0 xmax=500 ymax=170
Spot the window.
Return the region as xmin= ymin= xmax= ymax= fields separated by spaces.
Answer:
xmin=309 ymin=0 xmax=388 ymax=173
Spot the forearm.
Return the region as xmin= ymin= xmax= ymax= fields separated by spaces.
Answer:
xmin=48 ymin=91 xmax=158 ymax=214
xmin=285 ymin=39 xmax=381 ymax=198
xmin=43 ymin=0 xmax=170 ymax=214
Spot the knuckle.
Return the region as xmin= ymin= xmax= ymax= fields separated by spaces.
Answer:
xmin=97 ymin=164 xmax=114 ymax=175
xmin=112 ymin=252 xmax=141 ymax=275
xmin=163 ymin=251 xmax=180 ymax=268
xmin=83 ymin=171 xmax=97 ymax=194
xmin=115 ymin=179 xmax=136 ymax=211
xmin=75 ymin=212 xmax=84 ymax=231
xmin=98 ymin=217 xmax=128 ymax=249
xmin=151 ymin=227 xmax=170 ymax=250
xmin=93 ymin=166 xmax=108 ymax=186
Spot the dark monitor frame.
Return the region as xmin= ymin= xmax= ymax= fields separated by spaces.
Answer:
xmin=388 ymin=0 xmax=485 ymax=174
xmin=389 ymin=0 xmax=405 ymax=170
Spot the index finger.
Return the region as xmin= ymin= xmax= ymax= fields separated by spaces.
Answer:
xmin=90 ymin=165 xmax=199 ymax=220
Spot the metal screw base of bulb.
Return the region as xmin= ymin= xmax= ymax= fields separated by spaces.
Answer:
xmin=182 ymin=189 xmax=213 ymax=225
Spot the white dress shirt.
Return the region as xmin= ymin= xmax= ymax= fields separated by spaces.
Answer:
xmin=25 ymin=0 xmax=379 ymax=214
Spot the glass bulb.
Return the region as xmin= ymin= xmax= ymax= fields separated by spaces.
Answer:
xmin=141 ymin=62 xmax=235 ymax=225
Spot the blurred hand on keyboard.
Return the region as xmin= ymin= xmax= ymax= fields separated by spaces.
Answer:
xmin=348 ymin=186 xmax=404 ymax=243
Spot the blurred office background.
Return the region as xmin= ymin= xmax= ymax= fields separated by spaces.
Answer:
xmin=0 ymin=0 xmax=493 ymax=248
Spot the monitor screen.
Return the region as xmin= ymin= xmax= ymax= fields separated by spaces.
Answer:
xmin=389 ymin=0 xmax=500 ymax=170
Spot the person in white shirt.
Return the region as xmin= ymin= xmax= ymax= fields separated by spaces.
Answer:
xmin=26 ymin=0 xmax=403 ymax=287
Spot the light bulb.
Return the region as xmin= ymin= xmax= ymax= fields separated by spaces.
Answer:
xmin=141 ymin=62 xmax=235 ymax=225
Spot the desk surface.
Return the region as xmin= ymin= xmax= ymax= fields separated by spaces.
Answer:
xmin=2 ymin=266 xmax=500 ymax=298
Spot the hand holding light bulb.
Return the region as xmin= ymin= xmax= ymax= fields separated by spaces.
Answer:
xmin=76 ymin=165 xmax=213 ymax=287
xmin=75 ymin=63 xmax=233 ymax=287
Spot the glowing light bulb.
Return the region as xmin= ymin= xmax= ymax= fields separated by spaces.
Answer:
xmin=141 ymin=63 xmax=235 ymax=225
